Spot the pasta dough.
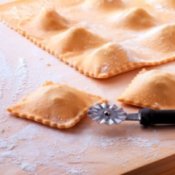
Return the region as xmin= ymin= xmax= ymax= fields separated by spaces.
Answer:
xmin=118 ymin=69 xmax=175 ymax=109
xmin=7 ymin=82 xmax=104 ymax=129
xmin=1 ymin=0 xmax=175 ymax=78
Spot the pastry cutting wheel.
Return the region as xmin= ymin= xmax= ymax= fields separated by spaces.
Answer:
xmin=88 ymin=103 xmax=175 ymax=126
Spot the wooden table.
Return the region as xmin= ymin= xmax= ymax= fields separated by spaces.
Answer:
xmin=1 ymin=3 xmax=175 ymax=174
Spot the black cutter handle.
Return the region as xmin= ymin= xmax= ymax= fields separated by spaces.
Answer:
xmin=139 ymin=108 xmax=175 ymax=126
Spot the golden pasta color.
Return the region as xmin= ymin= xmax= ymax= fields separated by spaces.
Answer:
xmin=7 ymin=82 xmax=104 ymax=129
xmin=118 ymin=69 xmax=175 ymax=109
xmin=1 ymin=0 xmax=175 ymax=78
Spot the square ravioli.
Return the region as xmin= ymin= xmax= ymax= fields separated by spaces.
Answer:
xmin=7 ymin=82 xmax=105 ymax=129
xmin=1 ymin=0 xmax=175 ymax=78
xmin=118 ymin=69 xmax=175 ymax=109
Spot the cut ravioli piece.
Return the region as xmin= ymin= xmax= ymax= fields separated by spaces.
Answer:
xmin=116 ymin=8 xmax=155 ymax=30
xmin=48 ymin=27 xmax=106 ymax=55
xmin=140 ymin=24 xmax=175 ymax=52
xmin=118 ymin=69 xmax=175 ymax=109
xmin=7 ymin=82 xmax=104 ymax=129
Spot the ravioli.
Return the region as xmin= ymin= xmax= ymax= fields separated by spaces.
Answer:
xmin=139 ymin=24 xmax=175 ymax=53
xmin=7 ymin=82 xmax=104 ymax=129
xmin=116 ymin=8 xmax=156 ymax=30
xmin=1 ymin=0 xmax=175 ymax=78
xmin=21 ymin=9 xmax=69 ymax=38
xmin=48 ymin=26 xmax=106 ymax=55
xmin=118 ymin=69 xmax=175 ymax=109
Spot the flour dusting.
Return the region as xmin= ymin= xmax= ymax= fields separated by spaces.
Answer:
xmin=97 ymin=135 xmax=159 ymax=149
xmin=0 ymin=121 xmax=163 ymax=174
xmin=126 ymin=137 xmax=159 ymax=148
xmin=66 ymin=167 xmax=87 ymax=175
xmin=0 ymin=124 xmax=90 ymax=173
xmin=20 ymin=162 xmax=37 ymax=173
xmin=100 ymin=64 xmax=110 ymax=74
xmin=12 ymin=58 xmax=29 ymax=101
xmin=0 ymin=51 xmax=11 ymax=100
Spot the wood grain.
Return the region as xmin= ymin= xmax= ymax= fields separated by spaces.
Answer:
xmin=0 ymin=8 xmax=175 ymax=175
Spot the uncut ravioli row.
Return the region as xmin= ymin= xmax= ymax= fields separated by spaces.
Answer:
xmin=10 ymin=7 xmax=175 ymax=78
xmin=19 ymin=9 xmax=130 ymax=78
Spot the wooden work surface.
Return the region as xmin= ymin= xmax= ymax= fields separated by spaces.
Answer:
xmin=1 ymin=3 xmax=175 ymax=175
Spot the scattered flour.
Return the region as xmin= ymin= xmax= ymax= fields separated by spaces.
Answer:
xmin=100 ymin=64 xmax=110 ymax=74
xmin=0 ymin=51 xmax=11 ymax=100
xmin=126 ymin=136 xmax=159 ymax=148
xmin=97 ymin=136 xmax=160 ymax=149
xmin=0 ymin=122 xmax=162 ymax=174
xmin=0 ymin=124 xmax=90 ymax=173
xmin=66 ymin=168 xmax=87 ymax=175
xmin=12 ymin=57 xmax=29 ymax=101
xmin=11 ymin=124 xmax=39 ymax=141
xmin=20 ymin=162 xmax=37 ymax=173
xmin=0 ymin=139 xmax=15 ymax=150
xmin=99 ymin=137 xmax=116 ymax=148
xmin=0 ymin=151 xmax=14 ymax=159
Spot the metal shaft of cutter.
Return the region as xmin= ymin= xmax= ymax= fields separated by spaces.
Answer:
xmin=126 ymin=113 xmax=140 ymax=121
